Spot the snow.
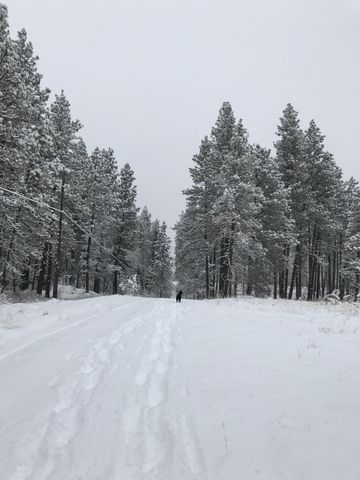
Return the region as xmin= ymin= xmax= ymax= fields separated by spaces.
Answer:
xmin=181 ymin=298 xmax=360 ymax=479
xmin=0 ymin=296 xmax=360 ymax=479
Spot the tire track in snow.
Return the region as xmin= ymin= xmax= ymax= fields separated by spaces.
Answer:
xmin=0 ymin=298 xmax=140 ymax=363
xmin=8 ymin=301 xmax=151 ymax=480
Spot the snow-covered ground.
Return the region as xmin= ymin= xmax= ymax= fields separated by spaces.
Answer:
xmin=0 ymin=295 xmax=359 ymax=479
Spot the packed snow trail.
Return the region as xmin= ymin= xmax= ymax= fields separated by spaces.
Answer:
xmin=0 ymin=296 xmax=206 ymax=480
xmin=1 ymin=296 xmax=360 ymax=480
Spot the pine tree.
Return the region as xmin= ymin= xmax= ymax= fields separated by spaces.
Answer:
xmin=175 ymin=208 xmax=208 ymax=297
xmin=0 ymin=20 xmax=50 ymax=293
xmin=176 ymin=102 xmax=351 ymax=302
xmin=274 ymin=103 xmax=306 ymax=298
xmin=83 ymin=148 xmax=119 ymax=293
xmin=252 ymin=145 xmax=294 ymax=297
xmin=214 ymin=119 xmax=261 ymax=297
xmin=134 ymin=207 xmax=153 ymax=294
xmin=184 ymin=136 xmax=216 ymax=297
xmin=210 ymin=102 xmax=236 ymax=296
xmin=0 ymin=4 xmax=170 ymax=300
xmin=43 ymin=91 xmax=82 ymax=298
xmin=112 ymin=163 xmax=138 ymax=294
xmin=148 ymin=221 xmax=173 ymax=297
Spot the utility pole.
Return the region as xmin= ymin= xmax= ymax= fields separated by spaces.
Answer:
xmin=53 ymin=168 xmax=65 ymax=299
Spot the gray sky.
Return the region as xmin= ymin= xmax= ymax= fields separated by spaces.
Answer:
xmin=6 ymin=0 xmax=360 ymax=236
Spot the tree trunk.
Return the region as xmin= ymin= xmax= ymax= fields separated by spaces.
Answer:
xmin=288 ymin=259 xmax=296 ymax=300
xmin=339 ymin=233 xmax=344 ymax=299
xmin=296 ymin=251 xmax=302 ymax=300
xmin=307 ymin=227 xmax=317 ymax=301
xmin=12 ymin=258 xmax=16 ymax=293
xmin=273 ymin=272 xmax=277 ymax=299
xmin=321 ymin=266 xmax=326 ymax=298
xmin=85 ymin=236 xmax=92 ymax=294
xmin=45 ymin=244 xmax=53 ymax=299
xmin=284 ymin=245 xmax=290 ymax=298
xmin=53 ymin=169 xmax=65 ymax=299
xmin=279 ymin=270 xmax=284 ymax=298
xmin=327 ymin=254 xmax=332 ymax=294
xmin=211 ymin=243 xmax=217 ymax=297
xmin=31 ymin=262 xmax=38 ymax=291
xmin=205 ymin=253 xmax=210 ymax=299
xmin=1 ymin=236 xmax=13 ymax=293
xmin=355 ymin=251 xmax=360 ymax=301
xmin=316 ymin=262 xmax=321 ymax=299
xmin=113 ymin=269 xmax=118 ymax=294
xmin=20 ymin=257 xmax=31 ymax=291
xmin=219 ymin=237 xmax=226 ymax=297
xmin=37 ymin=243 xmax=49 ymax=295
xmin=289 ymin=244 xmax=301 ymax=300
xmin=280 ymin=244 xmax=290 ymax=299
xmin=332 ymin=249 xmax=336 ymax=293
xmin=94 ymin=271 xmax=100 ymax=293
xmin=227 ymin=221 xmax=235 ymax=297
xmin=246 ymin=256 xmax=252 ymax=296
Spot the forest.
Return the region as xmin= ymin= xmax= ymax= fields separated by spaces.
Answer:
xmin=0 ymin=4 xmax=173 ymax=299
xmin=175 ymin=101 xmax=360 ymax=301
xmin=2 ymin=1 xmax=360 ymax=303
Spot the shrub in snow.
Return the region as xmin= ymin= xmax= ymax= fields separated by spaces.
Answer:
xmin=118 ymin=274 xmax=141 ymax=295
xmin=324 ymin=290 xmax=340 ymax=305
xmin=0 ymin=293 xmax=9 ymax=305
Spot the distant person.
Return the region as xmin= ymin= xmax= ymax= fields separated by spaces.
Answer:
xmin=176 ymin=290 xmax=183 ymax=303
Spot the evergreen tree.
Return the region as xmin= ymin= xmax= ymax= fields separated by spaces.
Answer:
xmin=41 ymin=91 xmax=82 ymax=298
xmin=112 ymin=163 xmax=138 ymax=294
xmin=147 ymin=221 xmax=173 ymax=297
xmin=0 ymin=4 xmax=171 ymax=300
xmin=210 ymin=102 xmax=236 ymax=296
xmin=83 ymin=148 xmax=118 ymax=293
xmin=183 ymin=136 xmax=216 ymax=297
xmin=341 ymin=179 xmax=360 ymax=299
xmin=214 ymin=119 xmax=260 ymax=297
xmin=0 ymin=21 xmax=50 ymax=292
xmin=175 ymin=208 xmax=207 ymax=297
xmin=176 ymin=101 xmax=354 ymax=302
xmin=134 ymin=207 xmax=153 ymax=294
xmin=274 ymin=103 xmax=306 ymax=298
xmin=252 ymin=145 xmax=294 ymax=297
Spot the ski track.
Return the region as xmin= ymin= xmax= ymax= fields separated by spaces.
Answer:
xmin=113 ymin=302 xmax=207 ymax=480
xmin=0 ymin=298 xmax=207 ymax=480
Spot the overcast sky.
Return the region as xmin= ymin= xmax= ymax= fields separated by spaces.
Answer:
xmin=5 ymin=0 xmax=360 ymax=236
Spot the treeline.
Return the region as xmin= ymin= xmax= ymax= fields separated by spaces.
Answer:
xmin=175 ymin=101 xmax=360 ymax=301
xmin=0 ymin=4 xmax=173 ymax=298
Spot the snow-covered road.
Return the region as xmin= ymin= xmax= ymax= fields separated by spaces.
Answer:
xmin=1 ymin=295 xmax=360 ymax=479
xmin=0 ymin=296 xmax=205 ymax=480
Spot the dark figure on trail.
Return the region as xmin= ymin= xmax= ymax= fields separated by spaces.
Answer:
xmin=176 ymin=290 xmax=183 ymax=303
